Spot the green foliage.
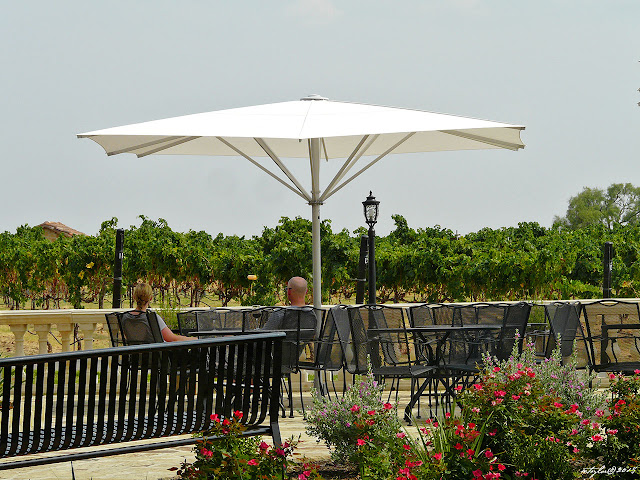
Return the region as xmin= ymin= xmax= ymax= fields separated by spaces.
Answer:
xmin=305 ymin=366 xmax=403 ymax=465
xmin=555 ymin=183 xmax=640 ymax=230
xmin=177 ymin=411 xmax=307 ymax=479
xmin=4 ymin=213 xmax=640 ymax=309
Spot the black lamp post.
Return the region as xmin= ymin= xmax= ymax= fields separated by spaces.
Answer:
xmin=362 ymin=191 xmax=379 ymax=304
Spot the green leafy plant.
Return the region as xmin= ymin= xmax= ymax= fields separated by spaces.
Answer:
xmin=305 ymin=365 xmax=403 ymax=465
xmin=177 ymin=410 xmax=311 ymax=480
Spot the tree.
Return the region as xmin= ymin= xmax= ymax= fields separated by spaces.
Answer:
xmin=554 ymin=183 xmax=640 ymax=229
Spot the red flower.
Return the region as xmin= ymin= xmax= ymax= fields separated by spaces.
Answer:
xmin=247 ymin=458 xmax=258 ymax=466
xmin=351 ymin=405 xmax=360 ymax=413
xmin=433 ymin=452 xmax=442 ymax=460
xmin=357 ymin=438 xmax=366 ymax=446
xmin=383 ymin=402 xmax=393 ymax=410
xmin=485 ymin=449 xmax=494 ymax=459
xmin=259 ymin=441 xmax=269 ymax=451
xmin=367 ymin=410 xmax=376 ymax=415
xmin=234 ymin=410 xmax=243 ymax=419
xmin=222 ymin=418 xmax=231 ymax=426
xmin=210 ymin=413 xmax=220 ymax=423
xmin=473 ymin=469 xmax=483 ymax=478
xmin=498 ymin=464 xmax=506 ymax=471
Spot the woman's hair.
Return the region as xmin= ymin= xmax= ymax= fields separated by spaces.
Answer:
xmin=133 ymin=283 xmax=153 ymax=309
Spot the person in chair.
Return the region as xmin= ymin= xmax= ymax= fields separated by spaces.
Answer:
xmin=121 ymin=283 xmax=191 ymax=343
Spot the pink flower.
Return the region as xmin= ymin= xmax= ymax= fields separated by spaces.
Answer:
xmin=609 ymin=373 xmax=616 ymax=380
xmin=498 ymin=464 xmax=506 ymax=471
xmin=383 ymin=402 xmax=393 ymax=410
xmin=512 ymin=395 xmax=521 ymax=400
xmin=259 ymin=441 xmax=269 ymax=451
xmin=472 ymin=407 xmax=480 ymax=413
xmin=591 ymin=435 xmax=603 ymax=442
xmin=634 ymin=369 xmax=640 ymax=374
xmin=454 ymin=443 xmax=463 ymax=450
xmin=553 ymin=402 xmax=563 ymax=408
xmin=247 ymin=458 xmax=258 ymax=466
xmin=200 ymin=448 xmax=213 ymax=458
xmin=493 ymin=366 xmax=501 ymax=372
xmin=445 ymin=412 xmax=451 ymax=418
xmin=494 ymin=390 xmax=506 ymax=398
xmin=607 ymin=429 xmax=618 ymax=434
xmin=367 ymin=410 xmax=376 ymax=415
xmin=275 ymin=448 xmax=285 ymax=456
xmin=485 ymin=449 xmax=494 ymax=459
xmin=357 ymin=438 xmax=366 ymax=446
xmin=351 ymin=405 xmax=360 ymax=413
xmin=403 ymin=444 xmax=411 ymax=450
xmin=396 ymin=432 xmax=407 ymax=438
xmin=473 ymin=384 xmax=483 ymax=391
xmin=433 ymin=452 xmax=442 ymax=460
xmin=473 ymin=469 xmax=483 ymax=478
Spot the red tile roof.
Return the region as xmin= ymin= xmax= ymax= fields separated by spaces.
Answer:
xmin=38 ymin=221 xmax=86 ymax=237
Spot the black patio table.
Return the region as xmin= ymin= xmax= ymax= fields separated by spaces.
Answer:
xmin=369 ymin=324 xmax=503 ymax=420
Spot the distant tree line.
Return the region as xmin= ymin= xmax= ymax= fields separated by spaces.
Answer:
xmin=2 ymin=206 xmax=640 ymax=310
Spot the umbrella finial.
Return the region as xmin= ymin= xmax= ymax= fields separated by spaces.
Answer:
xmin=301 ymin=94 xmax=328 ymax=101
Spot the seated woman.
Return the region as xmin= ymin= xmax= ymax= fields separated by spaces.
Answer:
xmin=122 ymin=283 xmax=191 ymax=343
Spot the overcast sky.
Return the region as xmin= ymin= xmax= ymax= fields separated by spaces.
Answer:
xmin=2 ymin=1 xmax=639 ymax=238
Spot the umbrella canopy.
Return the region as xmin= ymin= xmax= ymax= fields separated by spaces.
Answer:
xmin=78 ymin=95 xmax=525 ymax=307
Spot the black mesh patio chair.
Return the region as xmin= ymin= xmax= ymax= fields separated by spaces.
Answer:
xmin=435 ymin=302 xmax=531 ymax=413
xmin=531 ymin=301 xmax=590 ymax=370
xmin=261 ymin=306 xmax=322 ymax=417
xmin=347 ymin=305 xmax=434 ymax=418
xmin=296 ymin=308 xmax=346 ymax=406
xmin=581 ymin=299 xmax=640 ymax=374
xmin=176 ymin=310 xmax=208 ymax=336
xmin=105 ymin=312 xmax=126 ymax=347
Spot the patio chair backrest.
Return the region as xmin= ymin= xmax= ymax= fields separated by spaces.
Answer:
xmin=119 ymin=310 xmax=165 ymax=345
xmin=581 ymin=299 xmax=640 ymax=371
xmin=311 ymin=307 xmax=345 ymax=371
xmin=544 ymin=302 xmax=584 ymax=360
xmin=407 ymin=304 xmax=434 ymax=327
xmin=262 ymin=306 xmax=321 ymax=374
xmin=176 ymin=310 xmax=206 ymax=336
xmin=105 ymin=312 xmax=125 ymax=347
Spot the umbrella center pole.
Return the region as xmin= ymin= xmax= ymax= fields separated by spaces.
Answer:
xmin=309 ymin=138 xmax=322 ymax=309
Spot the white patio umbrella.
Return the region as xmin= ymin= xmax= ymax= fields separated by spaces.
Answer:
xmin=78 ymin=95 xmax=525 ymax=308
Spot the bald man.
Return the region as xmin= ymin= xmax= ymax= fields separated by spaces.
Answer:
xmin=261 ymin=276 xmax=316 ymax=333
xmin=285 ymin=276 xmax=308 ymax=307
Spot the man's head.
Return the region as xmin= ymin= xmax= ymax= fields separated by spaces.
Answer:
xmin=286 ymin=276 xmax=308 ymax=306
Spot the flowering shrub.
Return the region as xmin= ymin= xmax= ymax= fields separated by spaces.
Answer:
xmin=408 ymin=415 xmax=507 ymax=480
xmin=177 ymin=411 xmax=312 ymax=480
xmin=461 ymin=343 xmax=599 ymax=479
xmin=579 ymin=371 xmax=640 ymax=478
xmin=305 ymin=367 xmax=404 ymax=465
xmin=481 ymin=338 xmax=605 ymax=414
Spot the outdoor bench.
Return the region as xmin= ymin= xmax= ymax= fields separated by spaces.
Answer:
xmin=0 ymin=331 xmax=284 ymax=470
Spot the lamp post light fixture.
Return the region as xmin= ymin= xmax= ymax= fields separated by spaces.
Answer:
xmin=362 ymin=191 xmax=379 ymax=304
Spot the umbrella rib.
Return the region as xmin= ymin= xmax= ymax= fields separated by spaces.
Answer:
xmin=441 ymin=129 xmax=524 ymax=151
xmin=320 ymin=135 xmax=376 ymax=202
xmin=137 ymin=136 xmax=201 ymax=157
xmin=216 ymin=137 xmax=308 ymax=201
xmin=101 ymin=136 xmax=184 ymax=156
xmin=255 ymin=138 xmax=312 ymax=201
xmin=321 ymin=138 xmax=329 ymax=162
xmin=323 ymin=132 xmax=416 ymax=200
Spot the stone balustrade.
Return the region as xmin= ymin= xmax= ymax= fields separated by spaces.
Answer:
xmin=0 ymin=308 xmax=126 ymax=356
